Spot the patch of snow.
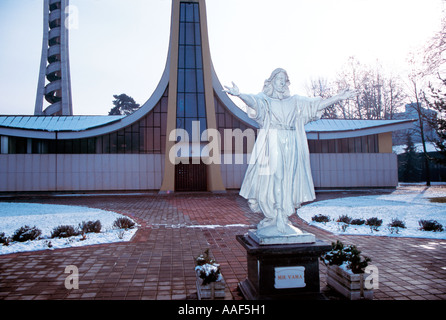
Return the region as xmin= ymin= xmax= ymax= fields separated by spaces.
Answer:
xmin=299 ymin=187 xmax=446 ymax=240
xmin=0 ymin=203 xmax=137 ymax=255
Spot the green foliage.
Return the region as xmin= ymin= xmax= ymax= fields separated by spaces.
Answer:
xmin=311 ymin=214 xmax=330 ymax=223
xmin=108 ymin=94 xmax=140 ymax=116
xmin=322 ymin=240 xmax=371 ymax=274
xmin=196 ymin=248 xmax=215 ymax=266
xmin=423 ymin=78 xmax=446 ymax=165
xmin=418 ymin=219 xmax=444 ymax=232
xmin=195 ymin=249 xmax=222 ymax=285
xmin=12 ymin=226 xmax=42 ymax=242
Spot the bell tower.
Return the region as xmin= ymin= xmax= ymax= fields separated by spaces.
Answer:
xmin=35 ymin=0 xmax=73 ymax=116
xmin=160 ymin=0 xmax=226 ymax=193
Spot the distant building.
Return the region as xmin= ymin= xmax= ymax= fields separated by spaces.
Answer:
xmin=393 ymin=103 xmax=438 ymax=146
xmin=0 ymin=0 xmax=414 ymax=193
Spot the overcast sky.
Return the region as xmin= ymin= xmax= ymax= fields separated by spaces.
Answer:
xmin=0 ymin=0 xmax=444 ymax=115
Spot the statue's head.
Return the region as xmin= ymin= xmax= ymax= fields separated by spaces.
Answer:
xmin=263 ymin=68 xmax=291 ymax=99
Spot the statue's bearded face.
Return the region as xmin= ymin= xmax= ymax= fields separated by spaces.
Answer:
xmin=273 ymin=73 xmax=288 ymax=94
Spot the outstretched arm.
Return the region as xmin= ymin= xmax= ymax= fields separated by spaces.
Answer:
xmin=318 ymin=89 xmax=358 ymax=110
xmin=224 ymin=82 xmax=258 ymax=111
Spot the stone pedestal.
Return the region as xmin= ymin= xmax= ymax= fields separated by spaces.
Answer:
xmin=236 ymin=233 xmax=331 ymax=300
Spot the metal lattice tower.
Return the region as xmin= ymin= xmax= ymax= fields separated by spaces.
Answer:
xmin=35 ymin=0 xmax=73 ymax=116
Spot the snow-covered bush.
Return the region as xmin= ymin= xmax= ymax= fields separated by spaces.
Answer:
xmin=337 ymin=215 xmax=352 ymax=224
xmin=365 ymin=217 xmax=383 ymax=232
xmin=418 ymin=220 xmax=444 ymax=232
xmin=351 ymin=218 xmax=365 ymax=226
xmin=322 ymin=240 xmax=371 ymax=274
xmin=388 ymin=218 xmax=406 ymax=234
xmin=12 ymin=226 xmax=42 ymax=242
xmin=311 ymin=214 xmax=330 ymax=223
xmin=0 ymin=232 xmax=10 ymax=246
xmin=195 ymin=249 xmax=222 ymax=285
xmin=79 ymin=220 xmax=102 ymax=234
xmin=51 ymin=225 xmax=80 ymax=239
xmin=113 ymin=217 xmax=135 ymax=230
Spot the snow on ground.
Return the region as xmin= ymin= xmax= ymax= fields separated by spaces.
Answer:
xmin=299 ymin=186 xmax=446 ymax=240
xmin=0 ymin=203 xmax=138 ymax=255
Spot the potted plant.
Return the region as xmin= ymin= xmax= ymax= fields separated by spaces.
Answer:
xmin=195 ymin=249 xmax=226 ymax=300
xmin=321 ymin=240 xmax=373 ymax=300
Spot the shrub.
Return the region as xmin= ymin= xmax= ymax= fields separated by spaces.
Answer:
xmin=388 ymin=218 xmax=406 ymax=234
xmin=365 ymin=217 xmax=383 ymax=231
xmin=113 ymin=217 xmax=135 ymax=230
xmin=0 ymin=232 xmax=10 ymax=246
xmin=336 ymin=215 xmax=352 ymax=224
xmin=12 ymin=226 xmax=42 ymax=242
xmin=311 ymin=214 xmax=330 ymax=223
xmin=79 ymin=220 xmax=102 ymax=234
xmin=195 ymin=249 xmax=222 ymax=285
xmin=351 ymin=218 xmax=365 ymax=226
xmin=418 ymin=220 xmax=444 ymax=232
xmin=321 ymin=240 xmax=371 ymax=274
xmin=51 ymin=225 xmax=80 ymax=239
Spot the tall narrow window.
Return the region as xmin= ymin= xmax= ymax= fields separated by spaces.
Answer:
xmin=177 ymin=2 xmax=207 ymax=139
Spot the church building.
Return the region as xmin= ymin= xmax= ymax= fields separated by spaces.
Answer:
xmin=0 ymin=0 xmax=414 ymax=193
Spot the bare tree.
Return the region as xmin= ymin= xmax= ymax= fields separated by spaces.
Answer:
xmin=333 ymin=57 xmax=405 ymax=120
xmin=305 ymin=77 xmax=338 ymax=118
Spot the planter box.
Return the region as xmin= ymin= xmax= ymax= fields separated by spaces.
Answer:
xmin=326 ymin=265 xmax=373 ymax=300
xmin=196 ymin=276 xmax=226 ymax=300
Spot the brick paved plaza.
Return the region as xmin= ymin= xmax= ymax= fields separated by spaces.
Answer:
xmin=0 ymin=188 xmax=445 ymax=301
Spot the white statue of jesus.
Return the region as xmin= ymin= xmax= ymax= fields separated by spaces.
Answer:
xmin=225 ymin=68 xmax=357 ymax=242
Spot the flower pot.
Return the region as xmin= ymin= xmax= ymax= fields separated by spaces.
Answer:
xmin=326 ymin=265 xmax=373 ymax=300
xmin=196 ymin=275 xmax=226 ymax=300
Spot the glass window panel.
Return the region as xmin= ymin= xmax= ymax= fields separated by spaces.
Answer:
xmin=196 ymin=69 xmax=204 ymax=92
xmin=194 ymin=4 xmax=200 ymax=22
xmin=185 ymin=3 xmax=194 ymax=22
xmin=197 ymin=94 xmax=206 ymax=118
xmin=177 ymin=93 xmax=185 ymax=117
xmin=184 ymin=69 xmax=197 ymax=92
xmin=180 ymin=3 xmax=186 ymax=22
xmin=178 ymin=45 xmax=185 ymax=68
xmin=179 ymin=22 xmax=185 ymax=45
xmin=185 ymin=23 xmax=195 ymax=45
xmin=199 ymin=118 xmax=207 ymax=135
xmin=194 ymin=23 xmax=201 ymax=45
xmin=195 ymin=47 xmax=202 ymax=68
xmin=185 ymin=46 xmax=196 ymax=68
xmin=185 ymin=94 xmax=197 ymax=117
xmin=177 ymin=69 xmax=185 ymax=92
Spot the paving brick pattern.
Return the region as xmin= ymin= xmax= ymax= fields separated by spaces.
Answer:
xmin=0 ymin=189 xmax=445 ymax=300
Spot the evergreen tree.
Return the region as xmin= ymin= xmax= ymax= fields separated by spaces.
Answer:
xmin=108 ymin=94 xmax=140 ymax=116
xmin=423 ymin=78 xmax=446 ymax=165
xmin=400 ymin=133 xmax=420 ymax=182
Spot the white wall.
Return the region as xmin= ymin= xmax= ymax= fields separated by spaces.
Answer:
xmin=0 ymin=154 xmax=164 ymax=192
xmin=0 ymin=153 xmax=398 ymax=192
xmin=220 ymin=153 xmax=398 ymax=189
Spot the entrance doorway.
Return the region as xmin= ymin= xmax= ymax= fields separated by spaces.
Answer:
xmin=175 ymin=159 xmax=207 ymax=192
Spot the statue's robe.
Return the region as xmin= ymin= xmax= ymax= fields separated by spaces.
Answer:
xmin=240 ymin=92 xmax=324 ymax=226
